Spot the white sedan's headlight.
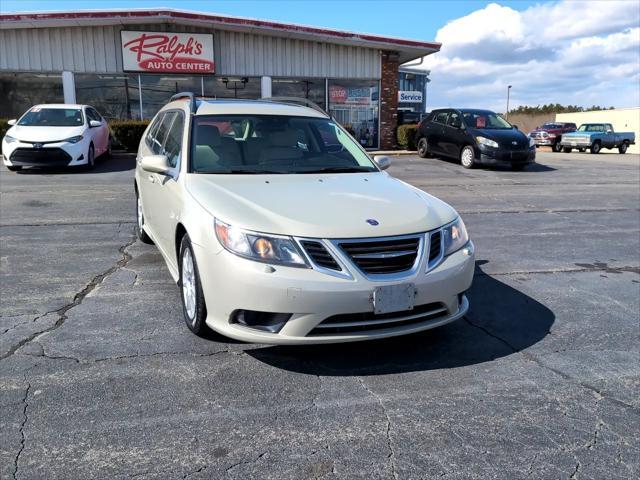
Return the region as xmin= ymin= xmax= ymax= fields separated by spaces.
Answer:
xmin=529 ymin=137 xmax=536 ymax=147
xmin=3 ymin=135 xmax=18 ymax=144
xmin=476 ymin=136 xmax=498 ymax=148
xmin=64 ymin=135 xmax=84 ymax=144
xmin=215 ymin=219 xmax=307 ymax=267
xmin=443 ymin=217 xmax=469 ymax=256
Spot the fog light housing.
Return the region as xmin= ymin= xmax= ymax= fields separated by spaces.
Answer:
xmin=232 ymin=310 xmax=292 ymax=333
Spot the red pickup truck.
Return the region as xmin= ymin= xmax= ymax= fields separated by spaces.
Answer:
xmin=528 ymin=122 xmax=577 ymax=152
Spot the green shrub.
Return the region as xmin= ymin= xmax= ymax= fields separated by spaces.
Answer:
xmin=396 ymin=124 xmax=418 ymax=150
xmin=109 ymin=120 xmax=150 ymax=152
xmin=0 ymin=119 xmax=10 ymax=140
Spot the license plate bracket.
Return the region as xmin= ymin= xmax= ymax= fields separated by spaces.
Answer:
xmin=372 ymin=283 xmax=416 ymax=315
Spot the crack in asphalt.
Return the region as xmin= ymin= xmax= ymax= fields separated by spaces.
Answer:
xmin=1 ymin=236 xmax=136 ymax=362
xmin=462 ymin=316 xmax=636 ymax=412
xmin=475 ymin=265 xmax=640 ymax=277
xmin=0 ymin=221 xmax=136 ymax=228
xmin=18 ymin=348 xmax=234 ymax=365
xmin=358 ymin=378 xmax=397 ymax=480
xmin=12 ymin=381 xmax=30 ymax=480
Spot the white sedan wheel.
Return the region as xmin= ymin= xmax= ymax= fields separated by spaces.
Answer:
xmin=181 ymin=248 xmax=197 ymax=324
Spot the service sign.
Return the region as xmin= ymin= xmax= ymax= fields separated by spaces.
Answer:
xmin=121 ymin=31 xmax=215 ymax=73
xmin=398 ymin=91 xmax=423 ymax=103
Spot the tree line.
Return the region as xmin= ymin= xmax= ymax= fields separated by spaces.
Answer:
xmin=510 ymin=104 xmax=615 ymax=115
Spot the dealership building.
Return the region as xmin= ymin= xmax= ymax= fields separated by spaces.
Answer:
xmin=0 ymin=9 xmax=440 ymax=149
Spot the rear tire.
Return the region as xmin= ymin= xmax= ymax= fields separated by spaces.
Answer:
xmin=6 ymin=165 xmax=22 ymax=172
xmin=135 ymin=190 xmax=154 ymax=244
xmin=460 ymin=145 xmax=475 ymax=169
xmin=562 ymin=147 xmax=572 ymax=153
xmin=417 ymin=137 xmax=430 ymax=158
xmin=590 ymin=142 xmax=601 ymax=154
xmin=618 ymin=143 xmax=628 ymax=154
xmin=511 ymin=164 xmax=526 ymax=171
xmin=552 ymin=141 xmax=563 ymax=153
xmin=179 ymin=234 xmax=210 ymax=337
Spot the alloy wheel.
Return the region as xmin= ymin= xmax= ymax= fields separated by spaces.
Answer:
xmin=461 ymin=147 xmax=474 ymax=168
xmin=182 ymin=248 xmax=197 ymax=324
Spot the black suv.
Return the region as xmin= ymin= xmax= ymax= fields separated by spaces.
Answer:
xmin=416 ymin=108 xmax=536 ymax=170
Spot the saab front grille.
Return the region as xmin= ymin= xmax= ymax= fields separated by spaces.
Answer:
xmin=339 ymin=236 xmax=420 ymax=275
xmin=309 ymin=302 xmax=447 ymax=335
xmin=301 ymin=241 xmax=341 ymax=271
xmin=428 ymin=230 xmax=442 ymax=263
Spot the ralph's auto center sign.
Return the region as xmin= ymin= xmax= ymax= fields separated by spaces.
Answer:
xmin=121 ymin=31 xmax=215 ymax=73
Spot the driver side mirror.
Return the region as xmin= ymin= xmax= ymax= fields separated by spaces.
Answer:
xmin=7 ymin=119 xmax=16 ymax=126
xmin=373 ymin=155 xmax=391 ymax=171
xmin=140 ymin=155 xmax=170 ymax=174
xmin=89 ymin=120 xmax=102 ymax=128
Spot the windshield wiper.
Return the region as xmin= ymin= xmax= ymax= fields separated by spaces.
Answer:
xmin=299 ymin=166 xmax=375 ymax=174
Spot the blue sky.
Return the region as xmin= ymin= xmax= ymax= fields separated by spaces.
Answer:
xmin=2 ymin=1 xmax=638 ymax=110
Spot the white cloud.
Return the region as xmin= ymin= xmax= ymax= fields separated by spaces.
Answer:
xmin=412 ymin=1 xmax=640 ymax=111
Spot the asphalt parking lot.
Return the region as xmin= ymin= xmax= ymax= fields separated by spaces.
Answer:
xmin=1 ymin=149 xmax=639 ymax=479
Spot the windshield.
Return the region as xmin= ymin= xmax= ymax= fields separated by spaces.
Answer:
xmin=461 ymin=110 xmax=512 ymax=130
xmin=18 ymin=107 xmax=84 ymax=127
xmin=578 ymin=124 xmax=605 ymax=132
xmin=190 ymin=115 xmax=377 ymax=174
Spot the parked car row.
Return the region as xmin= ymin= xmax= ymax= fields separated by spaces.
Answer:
xmin=528 ymin=121 xmax=634 ymax=154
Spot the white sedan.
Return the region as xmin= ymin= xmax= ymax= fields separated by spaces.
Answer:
xmin=2 ymin=104 xmax=110 ymax=171
xmin=135 ymin=94 xmax=475 ymax=344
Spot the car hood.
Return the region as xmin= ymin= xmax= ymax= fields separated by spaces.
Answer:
xmin=469 ymin=127 xmax=530 ymax=146
xmin=6 ymin=125 xmax=85 ymax=142
xmin=186 ymin=173 xmax=458 ymax=238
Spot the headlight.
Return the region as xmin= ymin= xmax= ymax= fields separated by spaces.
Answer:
xmin=476 ymin=136 xmax=498 ymax=148
xmin=442 ymin=217 xmax=469 ymax=256
xmin=64 ymin=135 xmax=84 ymax=144
xmin=214 ymin=219 xmax=307 ymax=267
xmin=529 ymin=137 xmax=536 ymax=147
xmin=547 ymin=133 xmax=556 ymax=138
xmin=4 ymin=135 xmax=18 ymax=144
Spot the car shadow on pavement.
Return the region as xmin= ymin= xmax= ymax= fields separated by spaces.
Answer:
xmin=430 ymin=156 xmax=556 ymax=172
xmin=14 ymin=152 xmax=135 ymax=175
xmin=246 ymin=261 xmax=555 ymax=375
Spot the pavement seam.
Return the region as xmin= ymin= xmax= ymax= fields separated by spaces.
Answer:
xmin=475 ymin=265 xmax=640 ymax=277
xmin=357 ymin=378 xmax=398 ymax=480
xmin=0 ymin=236 xmax=136 ymax=362
xmin=12 ymin=381 xmax=30 ymax=480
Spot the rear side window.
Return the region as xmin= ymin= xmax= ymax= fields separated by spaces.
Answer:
xmin=151 ymin=113 xmax=176 ymax=155
xmin=163 ymin=113 xmax=184 ymax=168
xmin=447 ymin=111 xmax=462 ymax=128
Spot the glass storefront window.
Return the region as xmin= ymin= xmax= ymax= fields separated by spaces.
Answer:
xmin=271 ymin=78 xmax=326 ymax=110
xmin=328 ymin=79 xmax=379 ymax=149
xmin=75 ymin=74 xmax=141 ymax=120
xmin=0 ymin=73 xmax=64 ymax=119
xmin=139 ymin=75 xmax=204 ymax=119
xmin=203 ymin=77 xmax=261 ymax=100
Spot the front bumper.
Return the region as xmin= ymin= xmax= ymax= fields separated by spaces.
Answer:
xmin=560 ymin=139 xmax=591 ymax=148
xmin=531 ymin=138 xmax=555 ymax=146
xmin=478 ymin=145 xmax=536 ymax=166
xmin=192 ymin=240 xmax=475 ymax=344
xmin=2 ymin=139 xmax=89 ymax=167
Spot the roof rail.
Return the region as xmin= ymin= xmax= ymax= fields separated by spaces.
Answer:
xmin=263 ymin=96 xmax=330 ymax=117
xmin=169 ymin=91 xmax=198 ymax=113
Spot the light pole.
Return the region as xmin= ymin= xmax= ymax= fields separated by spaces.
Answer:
xmin=506 ymin=85 xmax=512 ymax=119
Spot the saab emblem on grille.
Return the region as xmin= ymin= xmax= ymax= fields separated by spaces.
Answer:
xmin=366 ymin=219 xmax=379 ymax=226
xmin=33 ymin=143 xmax=43 ymax=149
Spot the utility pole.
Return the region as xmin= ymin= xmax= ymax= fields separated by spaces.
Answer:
xmin=506 ymin=85 xmax=512 ymax=119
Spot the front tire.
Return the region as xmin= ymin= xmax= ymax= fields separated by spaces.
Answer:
xmin=135 ymin=191 xmax=154 ymax=244
xmin=417 ymin=137 xmax=430 ymax=158
xmin=460 ymin=145 xmax=475 ymax=169
xmin=179 ymin=235 xmax=210 ymax=336
xmin=552 ymin=141 xmax=563 ymax=153
xmin=618 ymin=143 xmax=628 ymax=154
xmin=86 ymin=143 xmax=95 ymax=170
xmin=590 ymin=142 xmax=601 ymax=154
xmin=6 ymin=165 xmax=22 ymax=172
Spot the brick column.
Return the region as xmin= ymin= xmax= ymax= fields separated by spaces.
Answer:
xmin=379 ymin=51 xmax=400 ymax=150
